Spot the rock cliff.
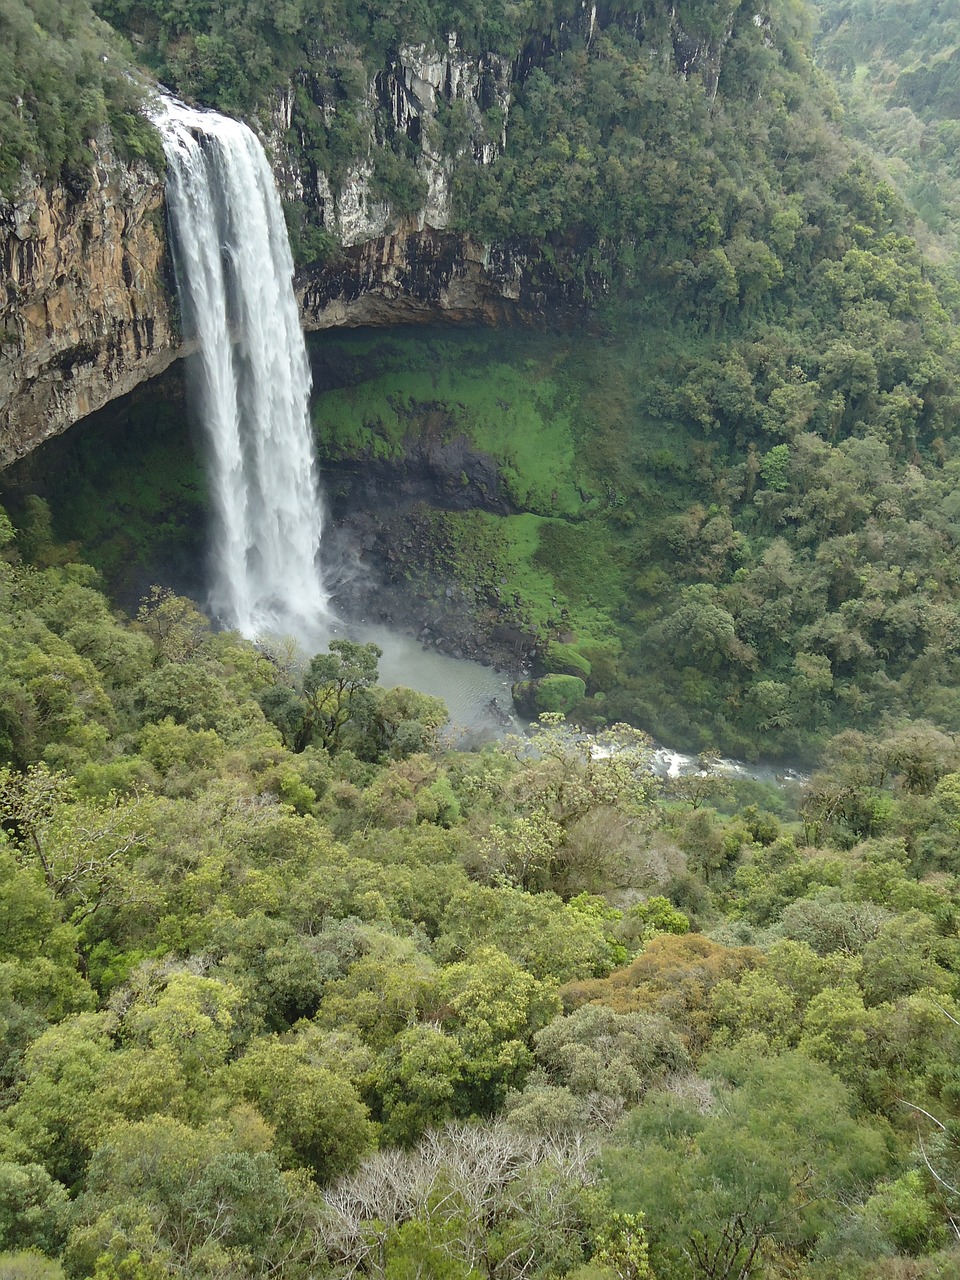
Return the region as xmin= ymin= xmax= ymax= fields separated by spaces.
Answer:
xmin=288 ymin=35 xmax=592 ymax=329
xmin=0 ymin=140 xmax=177 ymax=468
xmin=273 ymin=36 xmax=512 ymax=247
xmin=298 ymin=228 xmax=593 ymax=330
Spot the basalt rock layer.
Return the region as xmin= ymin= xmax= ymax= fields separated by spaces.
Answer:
xmin=0 ymin=143 xmax=178 ymax=468
xmin=298 ymin=228 xmax=589 ymax=331
xmin=0 ymin=3 xmax=741 ymax=464
xmin=0 ymin=182 xmax=580 ymax=467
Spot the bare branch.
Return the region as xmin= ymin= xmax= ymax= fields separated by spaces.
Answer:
xmin=919 ymin=1135 xmax=960 ymax=1198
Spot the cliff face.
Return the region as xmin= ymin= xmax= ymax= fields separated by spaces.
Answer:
xmin=0 ymin=4 xmax=745 ymax=464
xmin=285 ymin=8 xmax=744 ymax=328
xmin=298 ymin=228 xmax=595 ymax=330
xmin=288 ymin=36 xmax=593 ymax=328
xmin=273 ymin=36 xmax=512 ymax=248
xmin=0 ymin=141 xmax=178 ymax=467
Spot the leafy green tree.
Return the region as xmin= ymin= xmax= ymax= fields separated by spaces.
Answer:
xmin=384 ymin=1219 xmax=483 ymax=1280
xmin=436 ymin=946 xmax=560 ymax=1111
xmin=0 ymin=765 xmax=157 ymax=926
xmin=120 ymin=970 xmax=240 ymax=1097
xmin=317 ymin=943 xmax=438 ymax=1049
xmin=134 ymin=588 xmax=210 ymax=666
xmin=261 ymin=640 xmax=382 ymax=753
xmin=1 ymin=1013 xmax=115 ymax=1185
xmin=303 ymin=640 xmax=381 ymax=753
xmin=533 ymin=1003 xmax=688 ymax=1113
xmin=0 ymin=1160 xmax=70 ymax=1255
xmin=859 ymin=910 xmax=959 ymax=1005
xmin=860 ymin=1169 xmax=946 ymax=1255
xmin=373 ymin=685 xmax=449 ymax=759
xmin=437 ymin=883 xmax=618 ymax=983
xmin=0 ymin=849 xmax=93 ymax=1020
xmin=66 ymin=1116 xmax=325 ymax=1279
xmin=370 ymin=1023 xmax=466 ymax=1145
xmin=479 ymin=715 xmax=657 ymax=897
xmin=593 ymin=1211 xmax=652 ymax=1280
xmin=205 ymin=912 xmax=332 ymax=1032
xmin=226 ymin=1036 xmax=374 ymax=1179
xmin=605 ymin=1051 xmax=890 ymax=1280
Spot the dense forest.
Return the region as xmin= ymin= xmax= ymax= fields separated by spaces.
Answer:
xmin=12 ymin=0 xmax=960 ymax=759
xmin=3 ymin=501 xmax=960 ymax=1280
xmin=6 ymin=0 xmax=960 ymax=1276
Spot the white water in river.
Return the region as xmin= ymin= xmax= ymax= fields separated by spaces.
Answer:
xmin=156 ymin=98 xmax=328 ymax=641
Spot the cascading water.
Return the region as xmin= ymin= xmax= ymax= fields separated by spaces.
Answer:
xmin=149 ymin=100 xmax=524 ymax=740
xmin=154 ymin=97 xmax=329 ymax=642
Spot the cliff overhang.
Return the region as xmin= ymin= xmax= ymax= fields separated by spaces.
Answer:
xmin=0 ymin=141 xmax=179 ymax=468
xmin=0 ymin=7 xmax=737 ymax=465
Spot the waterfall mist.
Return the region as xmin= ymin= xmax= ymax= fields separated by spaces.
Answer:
xmin=155 ymin=97 xmax=329 ymax=642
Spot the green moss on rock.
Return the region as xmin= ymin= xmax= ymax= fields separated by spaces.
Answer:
xmin=512 ymin=674 xmax=586 ymax=717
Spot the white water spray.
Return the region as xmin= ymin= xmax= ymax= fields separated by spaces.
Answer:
xmin=155 ymin=97 xmax=329 ymax=641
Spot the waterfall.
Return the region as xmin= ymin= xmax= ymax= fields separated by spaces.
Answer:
xmin=154 ymin=97 xmax=329 ymax=642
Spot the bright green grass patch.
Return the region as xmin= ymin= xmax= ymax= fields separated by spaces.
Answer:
xmin=413 ymin=506 xmax=618 ymax=652
xmin=493 ymin=514 xmax=621 ymax=658
xmin=311 ymin=330 xmax=585 ymax=515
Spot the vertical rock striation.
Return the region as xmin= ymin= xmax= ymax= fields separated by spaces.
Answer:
xmin=274 ymin=36 xmax=513 ymax=249
xmin=0 ymin=139 xmax=177 ymax=467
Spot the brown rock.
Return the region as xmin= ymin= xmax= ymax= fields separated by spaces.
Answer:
xmin=0 ymin=139 xmax=179 ymax=467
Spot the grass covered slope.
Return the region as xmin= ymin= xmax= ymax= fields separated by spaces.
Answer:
xmin=312 ymin=329 xmax=583 ymax=514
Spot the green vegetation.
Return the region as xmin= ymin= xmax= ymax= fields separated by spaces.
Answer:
xmin=0 ymin=0 xmax=161 ymax=194
xmin=307 ymin=290 xmax=960 ymax=762
xmin=813 ymin=0 xmax=960 ymax=265
xmin=2 ymin=507 xmax=960 ymax=1279
xmin=0 ymin=381 xmax=207 ymax=610
xmin=11 ymin=0 xmax=960 ymax=1266
xmin=27 ymin=254 xmax=960 ymax=764
xmin=314 ymin=331 xmax=583 ymax=515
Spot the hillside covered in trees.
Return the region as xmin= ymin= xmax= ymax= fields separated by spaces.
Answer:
xmin=3 ymin=503 xmax=960 ymax=1280
xmin=9 ymin=0 xmax=960 ymax=760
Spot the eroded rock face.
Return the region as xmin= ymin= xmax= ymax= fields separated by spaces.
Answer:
xmin=273 ymin=36 xmax=512 ymax=248
xmin=0 ymin=141 xmax=178 ymax=467
xmin=298 ymin=228 xmax=591 ymax=330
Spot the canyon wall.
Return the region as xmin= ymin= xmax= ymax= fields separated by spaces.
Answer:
xmin=0 ymin=140 xmax=178 ymax=468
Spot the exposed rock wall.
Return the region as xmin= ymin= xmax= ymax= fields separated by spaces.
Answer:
xmin=298 ymin=228 xmax=591 ymax=330
xmin=274 ymin=36 xmax=512 ymax=248
xmin=0 ymin=142 xmax=178 ymax=467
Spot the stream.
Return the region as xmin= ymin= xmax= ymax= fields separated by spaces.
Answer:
xmin=336 ymin=619 xmax=808 ymax=786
